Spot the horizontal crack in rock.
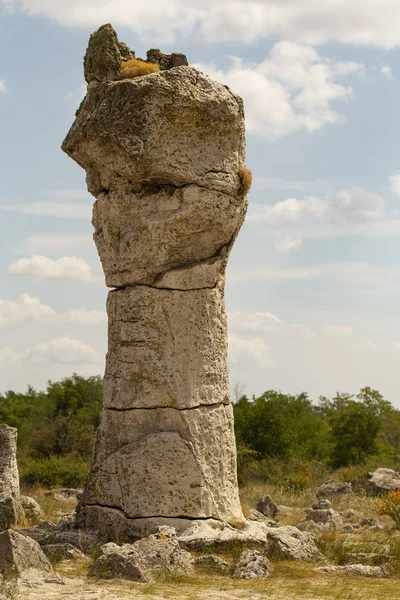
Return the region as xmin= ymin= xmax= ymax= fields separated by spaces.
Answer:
xmin=104 ymin=401 xmax=229 ymax=412
xmin=84 ymin=503 xmax=223 ymax=523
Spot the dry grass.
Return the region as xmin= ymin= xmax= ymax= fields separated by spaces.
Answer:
xmin=18 ymin=485 xmax=78 ymax=527
xmin=120 ymin=59 xmax=160 ymax=79
xmin=238 ymin=167 xmax=252 ymax=195
xmin=14 ymin=485 xmax=400 ymax=599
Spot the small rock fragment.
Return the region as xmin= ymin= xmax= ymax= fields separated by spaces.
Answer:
xmin=42 ymin=543 xmax=85 ymax=562
xmin=368 ymin=468 xmax=400 ymax=494
xmin=315 ymin=564 xmax=388 ymax=577
xmin=316 ymin=481 xmax=352 ymax=499
xmin=265 ymin=526 xmax=326 ymax=562
xmin=312 ymin=499 xmax=332 ymax=510
xmin=233 ymin=550 xmax=273 ymax=580
xmin=256 ymin=495 xmax=279 ymax=518
xmin=20 ymin=496 xmax=44 ymax=522
xmin=193 ymin=555 xmax=230 ymax=574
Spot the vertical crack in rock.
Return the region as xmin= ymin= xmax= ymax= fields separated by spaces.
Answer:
xmin=62 ymin=24 xmax=249 ymax=541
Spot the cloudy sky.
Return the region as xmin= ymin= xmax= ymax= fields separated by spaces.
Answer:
xmin=1 ymin=1 xmax=400 ymax=405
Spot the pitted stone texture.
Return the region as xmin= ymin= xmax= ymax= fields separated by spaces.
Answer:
xmin=264 ymin=526 xmax=326 ymax=562
xmin=154 ymin=258 xmax=225 ymax=290
xmin=105 ymin=286 xmax=229 ymax=410
xmin=84 ymin=24 xmax=122 ymax=83
xmin=62 ymin=67 xmax=245 ymax=199
xmin=0 ymin=531 xmax=52 ymax=578
xmin=368 ymin=468 xmax=400 ymax=493
xmin=316 ymin=481 xmax=352 ymax=499
xmin=147 ymin=48 xmax=188 ymax=70
xmin=78 ymin=403 xmax=242 ymax=524
xmin=315 ymin=564 xmax=387 ymax=577
xmin=0 ymin=425 xmax=23 ymax=530
xmin=233 ymin=550 xmax=273 ymax=580
xmin=92 ymin=182 xmax=246 ymax=287
xmin=20 ymin=496 xmax=44 ymax=522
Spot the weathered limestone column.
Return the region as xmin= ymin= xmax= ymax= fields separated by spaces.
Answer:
xmin=0 ymin=425 xmax=23 ymax=530
xmin=62 ymin=25 xmax=249 ymax=540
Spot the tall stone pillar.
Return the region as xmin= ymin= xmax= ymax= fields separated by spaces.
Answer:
xmin=62 ymin=25 xmax=249 ymax=540
xmin=0 ymin=425 xmax=23 ymax=530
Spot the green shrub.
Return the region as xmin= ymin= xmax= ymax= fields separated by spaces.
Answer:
xmin=19 ymin=453 xmax=89 ymax=488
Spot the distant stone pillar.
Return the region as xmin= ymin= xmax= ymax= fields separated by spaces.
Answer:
xmin=62 ymin=25 xmax=249 ymax=540
xmin=0 ymin=425 xmax=23 ymax=530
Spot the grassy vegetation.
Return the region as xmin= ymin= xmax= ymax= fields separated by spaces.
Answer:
xmin=120 ymin=59 xmax=160 ymax=79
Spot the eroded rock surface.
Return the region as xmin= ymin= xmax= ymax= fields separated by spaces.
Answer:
xmin=89 ymin=536 xmax=192 ymax=581
xmin=233 ymin=550 xmax=273 ymax=580
xmin=0 ymin=531 xmax=52 ymax=579
xmin=316 ymin=481 xmax=352 ymax=499
xmin=0 ymin=425 xmax=23 ymax=530
xmin=264 ymin=526 xmax=326 ymax=562
xmin=368 ymin=468 xmax=400 ymax=494
xmin=63 ymin=24 xmax=247 ymax=539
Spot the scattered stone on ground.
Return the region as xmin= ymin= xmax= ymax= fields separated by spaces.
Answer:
xmin=18 ymin=521 xmax=98 ymax=556
xmin=264 ymin=526 xmax=326 ymax=562
xmin=296 ymin=497 xmax=344 ymax=532
xmin=233 ymin=549 xmax=273 ymax=580
xmin=316 ymin=481 xmax=352 ymax=499
xmin=20 ymin=496 xmax=44 ymax=521
xmin=256 ymin=495 xmax=298 ymax=519
xmin=344 ymin=552 xmax=391 ymax=566
xmin=89 ymin=548 xmax=149 ymax=582
xmin=0 ymin=424 xmax=23 ymax=530
xmin=193 ymin=555 xmax=230 ymax=574
xmin=368 ymin=468 xmax=400 ymax=494
xmin=177 ymin=519 xmax=268 ymax=550
xmin=0 ymin=530 xmax=52 ymax=579
xmin=247 ymin=509 xmax=279 ymax=527
xmin=315 ymin=564 xmax=388 ymax=577
xmin=42 ymin=544 xmax=85 ymax=562
xmin=90 ymin=535 xmax=192 ymax=582
xmin=44 ymin=488 xmax=82 ymax=500
xmin=256 ymin=495 xmax=278 ymax=518
xmin=311 ymin=499 xmax=331 ymax=510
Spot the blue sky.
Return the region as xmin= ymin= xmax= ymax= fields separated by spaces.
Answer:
xmin=1 ymin=1 xmax=400 ymax=406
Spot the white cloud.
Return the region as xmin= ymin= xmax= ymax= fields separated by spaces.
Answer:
xmin=197 ymin=42 xmax=363 ymax=139
xmin=228 ymin=310 xmax=315 ymax=338
xmin=16 ymin=233 xmax=92 ymax=255
xmin=230 ymin=262 xmax=400 ymax=294
xmin=390 ymin=173 xmax=400 ymax=197
xmin=275 ymin=237 xmax=303 ymax=253
xmin=0 ymin=80 xmax=7 ymax=94
xmin=228 ymin=333 xmax=276 ymax=368
xmin=381 ymin=64 xmax=394 ymax=79
xmin=321 ymin=325 xmax=353 ymax=336
xmin=64 ymin=308 xmax=106 ymax=324
xmin=9 ymin=256 xmax=96 ymax=282
xmin=0 ymin=337 xmax=98 ymax=364
xmin=248 ymin=187 xmax=384 ymax=227
xmin=4 ymin=1 xmax=400 ymax=48
xmin=0 ymin=294 xmax=106 ymax=326
xmin=0 ymin=201 xmax=91 ymax=220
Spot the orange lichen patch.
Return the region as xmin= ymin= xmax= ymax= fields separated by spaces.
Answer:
xmin=238 ymin=167 xmax=253 ymax=195
xmin=120 ymin=59 xmax=160 ymax=79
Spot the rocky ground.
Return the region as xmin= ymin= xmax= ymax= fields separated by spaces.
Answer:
xmin=0 ymin=478 xmax=399 ymax=600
